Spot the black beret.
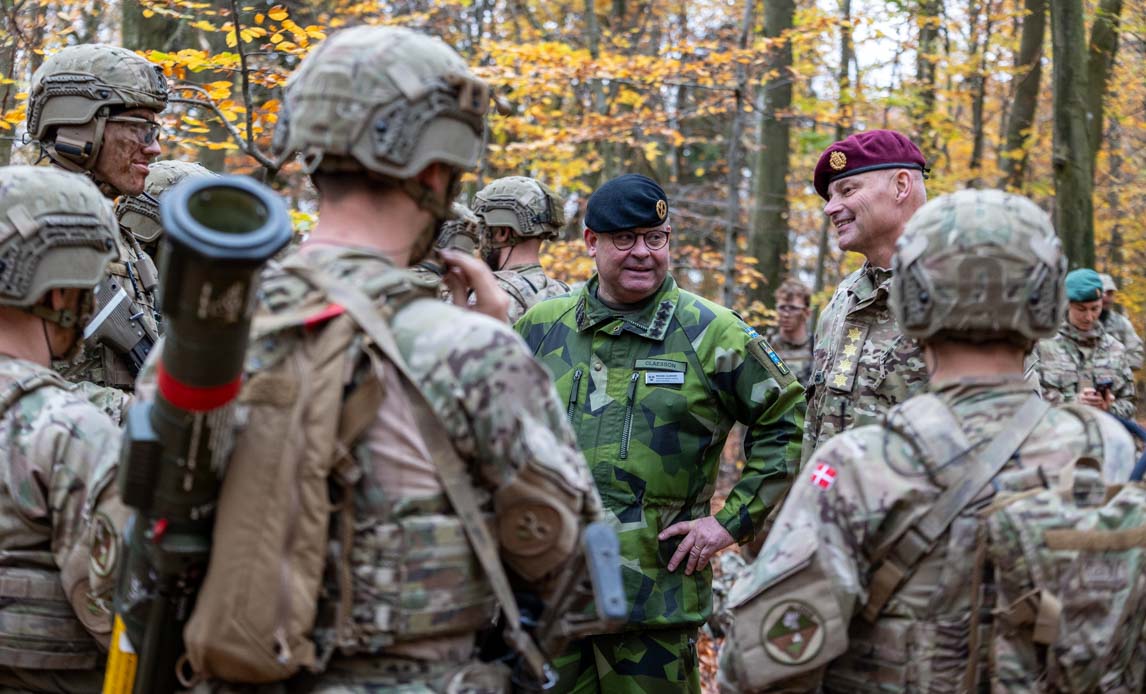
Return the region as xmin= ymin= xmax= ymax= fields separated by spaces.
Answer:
xmin=585 ymin=174 xmax=669 ymax=233
xmin=814 ymin=130 xmax=928 ymax=200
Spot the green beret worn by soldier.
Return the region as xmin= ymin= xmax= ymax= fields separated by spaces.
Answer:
xmin=187 ymin=26 xmax=600 ymax=692
xmin=1098 ymin=272 xmax=1144 ymax=370
xmin=804 ymin=130 xmax=930 ymax=462
xmin=516 ymin=173 xmax=804 ymax=693
xmin=116 ymin=159 xmax=216 ymax=259
xmin=27 ymin=44 xmax=168 ymax=391
xmin=718 ymin=189 xmax=1137 ymax=693
xmin=0 ymin=166 xmax=132 ymax=692
xmin=1036 ymin=268 xmax=1137 ymax=419
xmin=472 ymin=176 xmax=571 ymax=322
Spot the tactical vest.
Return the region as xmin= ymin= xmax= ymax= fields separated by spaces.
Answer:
xmin=0 ymin=370 xmax=103 ymax=671
xmin=57 ymin=226 xmax=160 ymax=391
xmin=822 ymin=395 xmax=1120 ymax=693
xmin=495 ymin=264 xmax=569 ymax=323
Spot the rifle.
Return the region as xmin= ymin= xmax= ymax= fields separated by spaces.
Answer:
xmin=102 ymin=176 xmax=291 ymax=694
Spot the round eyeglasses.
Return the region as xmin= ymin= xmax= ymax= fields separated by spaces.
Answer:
xmin=608 ymin=229 xmax=670 ymax=251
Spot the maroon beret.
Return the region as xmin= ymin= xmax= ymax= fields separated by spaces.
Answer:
xmin=814 ymin=130 xmax=928 ymax=200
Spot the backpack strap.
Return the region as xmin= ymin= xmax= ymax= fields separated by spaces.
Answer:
xmin=861 ymin=394 xmax=1051 ymax=622
xmin=0 ymin=368 xmax=70 ymax=411
xmin=282 ymin=259 xmax=553 ymax=684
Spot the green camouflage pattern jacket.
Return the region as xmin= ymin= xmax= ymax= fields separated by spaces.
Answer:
xmin=765 ymin=330 xmax=814 ymax=386
xmin=1035 ymin=321 xmax=1137 ymax=419
xmin=1100 ymin=309 xmax=1144 ymax=370
xmin=495 ymin=263 xmax=570 ymax=323
xmin=516 ymin=274 xmax=805 ymax=630
xmin=804 ymin=264 xmax=927 ymax=462
xmin=718 ymin=377 xmax=1136 ymax=693
xmin=0 ymin=356 xmax=127 ymax=689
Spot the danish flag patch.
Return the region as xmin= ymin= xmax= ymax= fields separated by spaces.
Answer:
xmin=810 ymin=463 xmax=837 ymax=490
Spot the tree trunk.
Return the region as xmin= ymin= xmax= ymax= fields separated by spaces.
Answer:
xmin=0 ymin=2 xmax=17 ymax=167
xmin=999 ymin=0 xmax=1045 ymax=191
xmin=722 ymin=0 xmax=756 ymax=308
xmin=913 ymin=0 xmax=942 ymax=153
xmin=1085 ymin=0 xmax=1123 ymax=173
xmin=1049 ymin=0 xmax=1094 ymax=268
xmin=813 ymin=0 xmax=852 ymax=296
xmin=968 ymin=0 xmax=994 ymax=182
xmin=749 ymin=0 xmax=794 ymax=307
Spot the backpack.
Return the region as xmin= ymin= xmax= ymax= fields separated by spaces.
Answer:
xmin=182 ymin=258 xmax=551 ymax=684
xmin=973 ymin=452 xmax=1146 ymax=692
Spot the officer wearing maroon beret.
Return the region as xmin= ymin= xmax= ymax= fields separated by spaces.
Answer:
xmin=802 ymin=129 xmax=930 ymax=462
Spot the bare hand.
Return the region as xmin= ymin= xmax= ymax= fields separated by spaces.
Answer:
xmin=440 ymin=249 xmax=510 ymax=323
xmin=1078 ymin=387 xmax=1112 ymax=412
xmin=658 ymin=516 xmax=735 ymax=576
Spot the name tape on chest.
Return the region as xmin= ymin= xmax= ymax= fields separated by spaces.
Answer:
xmin=645 ymin=371 xmax=685 ymax=385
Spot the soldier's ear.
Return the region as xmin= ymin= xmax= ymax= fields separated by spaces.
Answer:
xmin=584 ymin=227 xmax=598 ymax=257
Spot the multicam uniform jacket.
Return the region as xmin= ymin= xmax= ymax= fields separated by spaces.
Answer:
xmin=718 ymin=377 xmax=1136 ymax=693
xmin=495 ymin=263 xmax=569 ymax=323
xmin=1036 ymin=322 xmax=1137 ymax=419
xmin=1100 ymin=309 xmax=1144 ymax=370
xmin=516 ymin=274 xmax=805 ymax=629
xmin=0 ymin=357 xmax=127 ymax=692
xmin=803 ymin=264 xmax=927 ymax=462
xmin=233 ymin=245 xmax=598 ymax=689
xmin=56 ymin=225 xmax=160 ymax=391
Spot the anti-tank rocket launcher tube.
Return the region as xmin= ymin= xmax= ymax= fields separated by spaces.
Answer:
xmin=103 ymin=176 xmax=291 ymax=694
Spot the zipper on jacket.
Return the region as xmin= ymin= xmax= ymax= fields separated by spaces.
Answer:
xmin=566 ymin=368 xmax=584 ymax=423
xmin=620 ymin=372 xmax=639 ymax=459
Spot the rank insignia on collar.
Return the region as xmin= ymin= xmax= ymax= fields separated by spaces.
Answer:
xmin=762 ymin=601 xmax=826 ymax=665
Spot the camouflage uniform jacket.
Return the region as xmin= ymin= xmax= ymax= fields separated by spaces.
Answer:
xmin=496 ymin=262 xmax=569 ymax=323
xmin=765 ymin=330 xmax=814 ymax=386
xmin=516 ymin=274 xmax=805 ymax=630
xmin=56 ymin=224 xmax=160 ymax=391
xmin=0 ymin=356 xmax=127 ymax=687
xmin=718 ymin=377 xmax=1136 ymax=693
xmin=1035 ymin=321 xmax=1137 ymax=419
xmin=247 ymin=245 xmax=598 ymax=677
xmin=803 ymin=263 xmax=926 ymax=462
xmin=1100 ymin=309 xmax=1144 ymax=370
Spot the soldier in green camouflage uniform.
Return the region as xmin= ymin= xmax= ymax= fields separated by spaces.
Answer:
xmin=191 ymin=27 xmax=601 ymax=692
xmin=1099 ymin=273 xmax=1143 ymax=370
xmin=804 ymin=130 xmax=930 ymax=462
xmin=472 ymin=176 xmax=570 ymax=322
xmin=27 ymin=44 xmax=168 ymax=391
xmin=1036 ymin=268 xmax=1137 ymax=419
xmin=718 ymin=190 xmax=1136 ymax=693
xmin=516 ymin=173 xmax=805 ymax=693
xmin=116 ymin=159 xmax=216 ymax=259
xmin=0 ymin=166 xmax=130 ymax=691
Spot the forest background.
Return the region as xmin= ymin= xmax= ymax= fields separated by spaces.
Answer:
xmin=0 ymin=0 xmax=1143 ymax=354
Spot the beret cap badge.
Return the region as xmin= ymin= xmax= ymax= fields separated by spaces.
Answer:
xmin=656 ymin=199 xmax=667 ymax=220
xmin=829 ymin=151 xmax=847 ymax=171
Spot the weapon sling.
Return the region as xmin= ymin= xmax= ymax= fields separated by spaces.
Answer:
xmin=861 ymin=395 xmax=1050 ymax=621
xmin=283 ymin=258 xmax=552 ymax=682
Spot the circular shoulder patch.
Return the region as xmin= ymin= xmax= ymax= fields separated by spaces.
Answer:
xmin=761 ymin=600 xmax=825 ymax=665
xmin=90 ymin=512 xmax=119 ymax=578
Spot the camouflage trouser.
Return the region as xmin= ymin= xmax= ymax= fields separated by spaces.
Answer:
xmin=550 ymin=627 xmax=700 ymax=694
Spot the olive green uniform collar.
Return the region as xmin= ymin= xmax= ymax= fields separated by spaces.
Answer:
xmin=574 ymin=274 xmax=679 ymax=340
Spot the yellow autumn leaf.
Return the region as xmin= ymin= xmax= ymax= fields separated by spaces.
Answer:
xmin=270 ymin=33 xmax=283 ymax=44
xmin=190 ymin=20 xmax=217 ymax=32
xmin=267 ymin=5 xmax=288 ymax=21
xmin=225 ymin=30 xmax=237 ymax=48
xmin=142 ymin=9 xmax=155 ymax=18
xmin=255 ymin=13 xmax=264 ymax=24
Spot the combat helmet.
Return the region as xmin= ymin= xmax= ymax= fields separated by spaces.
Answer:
xmin=891 ymin=188 xmax=1066 ymax=346
xmin=436 ymin=202 xmax=482 ymax=255
xmin=0 ymin=165 xmax=117 ymax=326
xmin=472 ymin=176 xmax=564 ymax=248
xmin=273 ymin=25 xmax=488 ymax=223
xmin=117 ymin=160 xmax=217 ymax=245
xmin=27 ymin=44 xmax=168 ymax=172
